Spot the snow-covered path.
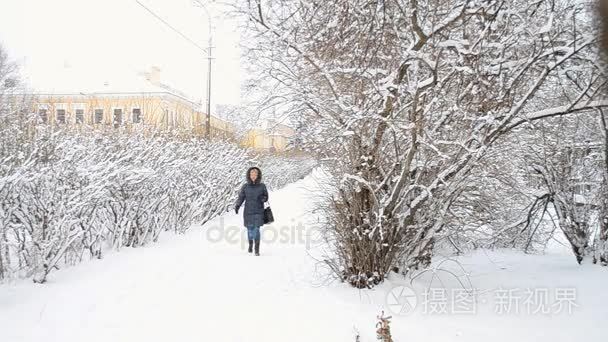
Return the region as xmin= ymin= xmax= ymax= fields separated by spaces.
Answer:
xmin=1 ymin=170 xmax=608 ymax=342
xmin=0 ymin=170 xmax=364 ymax=342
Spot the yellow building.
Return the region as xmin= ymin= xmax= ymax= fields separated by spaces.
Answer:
xmin=242 ymin=120 xmax=295 ymax=152
xmin=30 ymin=66 xmax=234 ymax=139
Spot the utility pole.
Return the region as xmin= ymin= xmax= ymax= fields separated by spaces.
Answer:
xmin=205 ymin=31 xmax=212 ymax=139
xmin=194 ymin=0 xmax=213 ymax=139
xmin=135 ymin=0 xmax=214 ymax=139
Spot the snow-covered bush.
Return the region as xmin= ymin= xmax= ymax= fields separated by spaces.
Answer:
xmin=0 ymin=127 xmax=316 ymax=282
xmin=0 ymin=130 xmax=244 ymax=282
xmin=257 ymin=153 xmax=318 ymax=190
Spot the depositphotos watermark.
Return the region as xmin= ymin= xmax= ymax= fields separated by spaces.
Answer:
xmin=203 ymin=216 xmax=322 ymax=250
xmin=385 ymin=285 xmax=579 ymax=316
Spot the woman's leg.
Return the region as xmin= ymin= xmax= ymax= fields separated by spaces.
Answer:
xmin=253 ymin=226 xmax=261 ymax=255
xmin=246 ymin=226 xmax=254 ymax=252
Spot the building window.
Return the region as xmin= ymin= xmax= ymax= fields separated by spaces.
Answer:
xmin=56 ymin=109 xmax=66 ymax=124
xmin=38 ymin=108 xmax=48 ymax=123
xmin=94 ymin=109 xmax=104 ymax=124
xmin=73 ymin=104 xmax=86 ymax=124
xmin=113 ymin=108 xmax=123 ymax=128
xmin=132 ymin=108 xmax=142 ymax=123
xmin=75 ymin=109 xmax=85 ymax=124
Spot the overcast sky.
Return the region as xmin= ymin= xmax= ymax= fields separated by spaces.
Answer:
xmin=0 ymin=0 xmax=243 ymax=106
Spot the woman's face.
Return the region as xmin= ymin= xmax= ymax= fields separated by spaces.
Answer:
xmin=250 ymin=169 xmax=258 ymax=182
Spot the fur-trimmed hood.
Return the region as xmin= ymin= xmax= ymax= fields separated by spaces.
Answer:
xmin=246 ymin=166 xmax=262 ymax=184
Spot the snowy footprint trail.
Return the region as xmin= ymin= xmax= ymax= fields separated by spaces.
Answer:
xmin=1 ymin=169 xmax=608 ymax=342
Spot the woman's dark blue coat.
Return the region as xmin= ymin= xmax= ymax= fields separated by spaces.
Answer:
xmin=234 ymin=167 xmax=269 ymax=227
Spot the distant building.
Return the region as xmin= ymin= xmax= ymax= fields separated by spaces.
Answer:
xmin=29 ymin=66 xmax=234 ymax=139
xmin=242 ymin=119 xmax=295 ymax=152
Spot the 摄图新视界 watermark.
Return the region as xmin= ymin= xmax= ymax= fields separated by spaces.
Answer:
xmin=385 ymin=284 xmax=579 ymax=316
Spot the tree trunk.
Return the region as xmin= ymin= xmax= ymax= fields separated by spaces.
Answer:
xmin=597 ymin=110 xmax=608 ymax=265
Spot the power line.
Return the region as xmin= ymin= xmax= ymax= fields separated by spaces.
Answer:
xmin=135 ymin=0 xmax=208 ymax=53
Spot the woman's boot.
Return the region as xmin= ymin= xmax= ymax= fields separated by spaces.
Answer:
xmin=254 ymin=239 xmax=260 ymax=256
xmin=248 ymin=240 xmax=253 ymax=253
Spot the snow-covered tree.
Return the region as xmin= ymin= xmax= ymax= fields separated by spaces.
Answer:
xmin=595 ymin=110 xmax=608 ymax=265
xmin=238 ymin=0 xmax=607 ymax=286
xmin=521 ymin=115 xmax=605 ymax=263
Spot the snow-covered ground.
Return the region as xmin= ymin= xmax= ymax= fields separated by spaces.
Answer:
xmin=1 ymin=169 xmax=607 ymax=342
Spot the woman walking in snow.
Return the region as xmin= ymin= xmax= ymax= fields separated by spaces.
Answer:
xmin=235 ymin=166 xmax=269 ymax=256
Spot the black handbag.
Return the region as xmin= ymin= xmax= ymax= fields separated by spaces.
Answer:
xmin=263 ymin=202 xmax=274 ymax=224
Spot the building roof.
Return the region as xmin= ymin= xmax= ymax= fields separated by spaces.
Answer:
xmin=27 ymin=65 xmax=203 ymax=108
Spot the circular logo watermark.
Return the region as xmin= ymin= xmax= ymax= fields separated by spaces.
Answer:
xmin=386 ymin=285 xmax=418 ymax=316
